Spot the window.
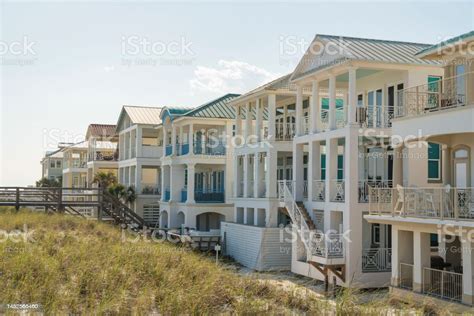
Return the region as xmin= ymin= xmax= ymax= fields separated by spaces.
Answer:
xmin=143 ymin=204 xmax=160 ymax=226
xmin=337 ymin=155 xmax=344 ymax=180
xmin=371 ymin=224 xmax=380 ymax=245
xmin=428 ymin=142 xmax=441 ymax=181
xmin=321 ymin=154 xmax=326 ymax=180
xmin=56 ymin=160 xmax=62 ymax=169
xmin=50 ymin=161 xmax=55 ymax=168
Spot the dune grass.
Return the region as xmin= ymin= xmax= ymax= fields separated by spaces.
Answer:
xmin=0 ymin=208 xmax=435 ymax=315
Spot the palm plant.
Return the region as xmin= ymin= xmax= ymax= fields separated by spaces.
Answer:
xmin=92 ymin=172 xmax=117 ymax=189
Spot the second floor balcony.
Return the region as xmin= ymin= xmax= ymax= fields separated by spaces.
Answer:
xmin=369 ymin=186 xmax=474 ymax=221
xmin=396 ymin=72 xmax=472 ymax=119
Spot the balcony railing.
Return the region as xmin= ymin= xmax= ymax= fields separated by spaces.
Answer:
xmin=302 ymin=116 xmax=310 ymax=135
xmin=423 ymin=267 xmax=462 ymax=302
xmin=330 ymin=179 xmax=345 ymax=202
xmin=141 ymin=183 xmax=161 ymax=195
xmin=163 ymin=189 xmax=170 ymax=202
xmin=178 ymin=143 xmax=189 ymax=156
xmin=399 ymin=263 xmax=414 ymax=290
xmin=312 ymin=180 xmax=325 ymax=202
xmin=64 ymin=159 xmax=87 ymax=169
xmin=142 ymin=145 xmax=162 ymax=158
xmin=320 ymin=108 xmax=347 ymax=131
xmin=89 ymin=152 xmax=118 ymax=162
xmin=310 ymin=233 xmax=344 ymax=258
xmin=181 ymin=188 xmax=187 ymax=202
xmin=359 ymin=180 xmax=393 ymax=203
xmin=360 ymin=106 xmax=395 ymax=128
xmin=369 ymin=186 xmax=474 ymax=220
xmin=362 ymin=248 xmax=392 ymax=272
xmin=275 ymin=122 xmax=295 ymax=141
xmin=303 ymin=180 xmax=308 ymax=199
xmin=396 ymin=72 xmax=472 ymax=119
xmin=195 ymin=189 xmax=225 ymax=203
xmin=193 ymin=141 xmax=226 ymax=156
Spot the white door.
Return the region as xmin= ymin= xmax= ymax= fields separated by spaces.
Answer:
xmin=455 ymin=162 xmax=468 ymax=188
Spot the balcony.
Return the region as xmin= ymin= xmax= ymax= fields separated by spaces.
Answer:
xmin=89 ymin=152 xmax=118 ymax=162
xmin=163 ymin=189 xmax=170 ymax=202
xmin=178 ymin=143 xmax=189 ymax=156
xmin=396 ymin=72 xmax=472 ymax=119
xmin=181 ymin=188 xmax=187 ymax=202
xmin=359 ymin=106 xmax=394 ymax=128
xmin=358 ymin=180 xmax=393 ymax=203
xmin=193 ymin=141 xmax=226 ymax=156
xmin=64 ymin=159 xmax=87 ymax=169
xmin=141 ymin=183 xmax=161 ymax=195
xmin=308 ymin=233 xmax=345 ymax=262
xmin=369 ymin=186 xmax=474 ymax=220
xmin=195 ymin=189 xmax=225 ymax=203
xmin=330 ymin=179 xmax=345 ymax=202
xmin=275 ymin=122 xmax=295 ymax=141
xmin=312 ymin=180 xmax=325 ymax=202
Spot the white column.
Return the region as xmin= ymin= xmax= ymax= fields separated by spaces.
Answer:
xmin=162 ymin=126 xmax=168 ymax=156
xmin=267 ymin=94 xmax=276 ymax=141
xmin=136 ymin=126 xmax=142 ymax=157
xmin=128 ymin=131 xmax=133 ymax=158
xmin=329 ymin=74 xmax=336 ymax=130
xmin=188 ymin=123 xmax=194 ymax=155
xmin=344 ymin=129 xmax=359 ymax=205
xmin=135 ymin=163 xmax=141 ymax=194
xmin=393 ymin=144 xmax=404 ymax=187
xmin=413 ymin=231 xmax=431 ymax=292
xmin=348 ymin=67 xmax=357 ymax=125
xmin=293 ymin=143 xmax=304 ymax=201
xmin=243 ymin=154 xmax=249 ymax=198
xmin=311 ymin=80 xmax=320 ymax=133
xmin=255 ymin=98 xmax=263 ymax=142
xmin=233 ymin=155 xmax=240 ymax=197
xmin=462 ymin=233 xmax=474 ymax=305
xmin=179 ymin=125 xmax=184 ymax=154
xmin=266 ymin=149 xmax=277 ymax=198
xmin=234 ymin=105 xmax=242 ymax=145
xmin=187 ymin=163 xmax=195 ymax=203
xmin=171 ymin=126 xmax=177 ymax=156
xmin=254 ymin=153 xmax=260 ymax=198
xmin=308 ymin=141 xmax=321 ymax=201
xmin=325 ymin=138 xmax=338 ymax=202
xmin=244 ymin=102 xmax=252 ymax=142
xmin=295 ymin=85 xmax=303 ymax=136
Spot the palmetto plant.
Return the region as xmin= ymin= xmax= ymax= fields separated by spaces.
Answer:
xmin=107 ymin=183 xmax=136 ymax=205
xmin=92 ymin=171 xmax=117 ymax=189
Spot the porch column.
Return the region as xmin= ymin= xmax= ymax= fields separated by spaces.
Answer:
xmin=413 ymin=231 xmax=431 ymax=292
xmin=188 ymin=123 xmax=194 ymax=155
xmin=283 ymin=104 xmax=288 ymax=138
xmin=254 ymin=153 xmax=260 ymax=198
xmin=186 ymin=163 xmax=195 ymax=204
xmin=462 ymin=232 xmax=474 ymax=305
xmin=162 ymin=126 xmax=168 ymax=156
xmin=266 ymin=149 xmax=277 ymax=198
xmin=136 ymin=126 xmax=142 ymax=157
xmin=234 ymin=105 xmax=242 ymax=145
xmin=329 ymin=74 xmax=336 ymax=130
xmin=179 ymin=125 xmax=184 ymax=154
xmin=267 ymin=94 xmax=276 ymax=141
xmin=345 ymin=128 xmax=360 ymax=205
xmin=307 ymin=142 xmax=315 ymax=201
xmin=160 ymin=165 xmax=169 ymax=202
xmin=391 ymin=227 xmax=414 ymax=287
xmin=311 ymin=80 xmax=320 ymax=133
xmin=244 ymin=102 xmax=252 ymax=143
xmin=243 ymin=154 xmax=250 ymax=198
xmin=135 ymin=163 xmax=141 ymax=194
xmin=233 ymin=155 xmax=240 ymax=197
xmin=293 ymin=143 xmax=304 ymax=201
xmin=171 ymin=126 xmax=177 ymax=156
xmin=348 ymin=67 xmax=357 ymax=125
xmin=129 ymin=130 xmax=133 ymax=158
xmin=325 ymin=138 xmax=338 ymax=202
xmin=255 ymin=98 xmax=263 ymax=142
xmin=295 ymin=85 xmax=303 ymax=136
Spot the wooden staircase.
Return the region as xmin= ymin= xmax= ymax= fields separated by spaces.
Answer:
xmin=0 ymin=187 xmax=147 ymax=231
xmin=296 ymin=202 xmax=316 ymax=230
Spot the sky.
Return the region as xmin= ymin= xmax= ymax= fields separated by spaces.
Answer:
xmin=0 ymin=1 xmax=473 ymax=186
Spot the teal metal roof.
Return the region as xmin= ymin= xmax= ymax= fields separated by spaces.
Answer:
xmin=183 ymin=93 xmax=240 ymax=119
xmin=160 ymin=106 xmax=194 ymax=122
xmin=416 ymin=30 xmax=474 ymax=58
xmin=292 ymin=34 xmax=440 ymax=81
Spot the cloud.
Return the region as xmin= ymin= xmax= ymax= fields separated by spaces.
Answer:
xmin=103 ymin=65 xmax=115 ymax=72
xmin=190 ymin=60 xmax=280 ymax=94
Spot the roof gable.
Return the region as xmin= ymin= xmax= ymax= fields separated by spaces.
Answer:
xmin=86 ymin=124 xmax=116 ymax=140
xmin=116 ymin=106 xmax=163 ymax=131
xmin=183 ymin=93 xmax=240 ymax=119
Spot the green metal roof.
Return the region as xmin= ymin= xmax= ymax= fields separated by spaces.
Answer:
xmin=292 ymin=34 xmax=440 ymax=81
xmin=160 ymin=106 xmax=194 ymax=122
xmin=416 ymin=30 xmax=474 ymax=58
xmin=183 ymin=93 xmax=241 ymax=119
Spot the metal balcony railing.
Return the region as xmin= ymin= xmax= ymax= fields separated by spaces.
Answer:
xmin=358 ymin=180 xmax=393 ymax=203
xmin=165 ymin=145 xmax=173 ymax=156
xmin=399 ymin=263 xmax=414 ymax=290
xmin=423 ymin=267 xmax=462 ymax=302
xmin=396 ymin=72 xmax=472 ymax=119
xmin=369 ymin=186 xmax=474 ymax=220
xmin=312 ymin=180 xmax=325 ymax=202
xmin=193 ymin=141 xmax=226 ymax=156
xmin=330 ymin=179 xmax=345 ymax=202
xmin=275 ymin=122 xmax=295 ymax=141
xmin=141 ymin=183 xmax=161 ymax=195
xmin=195 ymin=189 xmax=225 ymax=203
xmin=362 ymin=248 xmax=392 ymax=272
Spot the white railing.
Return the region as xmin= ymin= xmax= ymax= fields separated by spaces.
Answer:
xmin=237 ymin=181 xmax=244 ymax=198
xmin=397 ymin=72 xmax=472 ymax=119
xmin=312 ymin=180 xmax=325 ymax=202
xmin=275 ymin=122 xmax=296 ymax=141
xmin=358 ymin=180 xmax=393 ymax=203
xmin=361 ymin=106 xmax=395 ymax=128
xmin=302 ymin=116 xmax=310 ymax=135
xmin=303 ymin=180 xmax=308 ymax=199
xmin=330 ymin=180 xmax=345 ymax=202
xmin=248 ymin=180 xmax=254 ymax=197
xmin=423 ymin=267 xmax=463 ymax=302
xmin=278 ymin=180 xmax=344 ymax=259
xmin=320 ymin=109 xmax=346 ymax=131
xmin=362 ymin=248 xmax=392 ymax=272
xmin=64 ymin=159 xmax=87 ymax=169
xmin=142 ymin=145 xmax=162 ymax=158
xmin=369 ymin=186 xmax=474 ymax=220
xmin=399 ymin=263 xmax=414 ymax=290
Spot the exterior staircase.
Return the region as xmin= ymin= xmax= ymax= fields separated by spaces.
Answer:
xmin=278 ymin=181 xmax=346 ymax=283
